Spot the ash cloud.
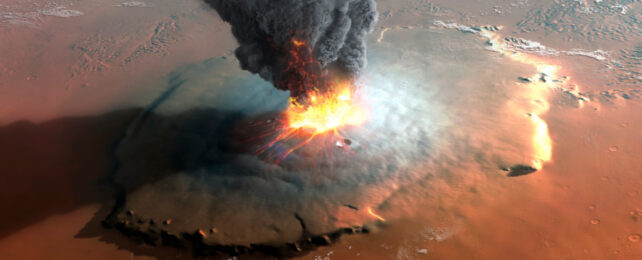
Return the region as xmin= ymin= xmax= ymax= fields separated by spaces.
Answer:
xmin=203 ymin=0 xmax=378 ymax=96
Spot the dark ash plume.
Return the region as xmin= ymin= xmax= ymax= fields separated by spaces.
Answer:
xmin=203 ymin=0 xmax=378 ymax=97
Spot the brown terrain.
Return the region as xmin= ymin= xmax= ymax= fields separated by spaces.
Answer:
xmin=0 ymin=0 xmax=640 ymax=259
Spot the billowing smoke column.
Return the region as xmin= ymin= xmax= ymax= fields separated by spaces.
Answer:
xmin=203 ymin=0 xmax=378 ymax=97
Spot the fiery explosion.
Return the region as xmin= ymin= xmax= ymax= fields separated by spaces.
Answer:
xmin=269 ymin=80 xmax=369 ymax=159
xmin=282 ymin=39 xmax=368 ymax=134
xmin=264 ymin=84 xmax=368 ymax=161
xmin=259 ymin=39 xmax=370 ymax=161
xmin=286 ymin=83 xmax=368 ymax=135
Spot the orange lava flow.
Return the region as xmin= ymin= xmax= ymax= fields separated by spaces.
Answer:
xmin=367 ymin=207 xmax=386 ymax=222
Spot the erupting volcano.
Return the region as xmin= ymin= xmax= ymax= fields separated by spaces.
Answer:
xmin=204 ymin=0 xmax=378 ymax=154
xmin=280 ymin=39 xmax=368 ymax=138
xmin=285 ymin=82 xmax=367 ymax=134
xmin=258 ymin=38 xmax=371 ymax=161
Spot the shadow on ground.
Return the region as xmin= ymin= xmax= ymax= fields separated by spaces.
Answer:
xmin=0 ymin=105 xmax=356 ymax=259
xmin=0 ymin=109 xmax=140 ymax=239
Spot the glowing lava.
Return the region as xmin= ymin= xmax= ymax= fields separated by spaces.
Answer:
xmin=367 ymin=207 xmax=386 ymax=222
xmin=286 ymin=84 xmax=368 ymax=135
xmin=282 ymin=38 xmax=368 ymax=135
xmin=262 ymin=83 xmax=368 ymax=161
xmin=258 ymin=38 xmax=369 ymax=161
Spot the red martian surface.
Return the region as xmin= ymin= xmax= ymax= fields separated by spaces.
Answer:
xmin=0 ymin=0 xmax=640 ymax=259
